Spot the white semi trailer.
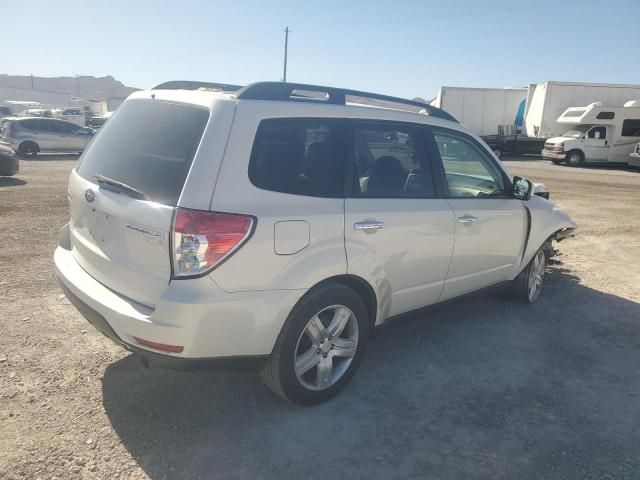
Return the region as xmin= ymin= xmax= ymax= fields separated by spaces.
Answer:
xmin=430 ymin=86 xmax=527 ymax=136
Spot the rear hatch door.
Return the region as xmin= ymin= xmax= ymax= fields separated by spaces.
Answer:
xmin=69 ymin=99 xmax=210 ymax=307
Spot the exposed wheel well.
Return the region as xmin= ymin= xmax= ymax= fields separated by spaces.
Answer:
xmin=311 ymin=275 xmax=377 ymax=328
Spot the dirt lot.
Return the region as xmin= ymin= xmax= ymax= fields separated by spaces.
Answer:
xmin=1 ymin=157 xmax=639 ymax=479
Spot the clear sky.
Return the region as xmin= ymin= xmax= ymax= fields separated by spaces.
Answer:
xmin=3 ymin=0 xmax=639 ymax=99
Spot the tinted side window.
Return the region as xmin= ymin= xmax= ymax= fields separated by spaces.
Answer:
xmin=249 ymin=118 xmax=345 ymax=197
xmin=20 ymin=120 xmax=38 ymax=130
xmin=57 ymin=122 xmax=78 ymax=133
xmin=351 ymin=124 xmax=434 ymax=198
xmin=433 ymin=130 xmax=508 ymax=198
xmin=621 ymin=119 xmax=640 ymax=137
xmin=47 ymin=121 xmax=67 ymax=133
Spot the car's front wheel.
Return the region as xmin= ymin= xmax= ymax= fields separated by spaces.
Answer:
xmin=513 ymin=249 xmax=546 ymax=304
xmin=565 ymin=150 xmax=584 ymax=167
xmin=260 ymin=283 xmax=370 ymax=405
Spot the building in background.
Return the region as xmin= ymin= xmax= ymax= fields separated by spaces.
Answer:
xmin=0 ymin=85 xmax=70 ymax=107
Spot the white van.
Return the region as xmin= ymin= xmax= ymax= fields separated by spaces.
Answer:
xmin=542 ymin=101 xmax=640 ymax=166
xmin=54 ymin=107 xmax=86 ymax=127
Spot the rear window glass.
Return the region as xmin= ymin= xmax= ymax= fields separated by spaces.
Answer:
xmin=76 ymin=100 xmax=209 ymax=206
xmin=248 ymin=118 xmax=345 ymax=197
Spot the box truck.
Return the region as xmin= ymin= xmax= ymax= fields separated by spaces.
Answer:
xmin=525 ymin=81 xmax=640 ymax=138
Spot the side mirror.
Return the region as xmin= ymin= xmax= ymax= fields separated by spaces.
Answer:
xmin=513 ymin=176 xmax=533 ymax=201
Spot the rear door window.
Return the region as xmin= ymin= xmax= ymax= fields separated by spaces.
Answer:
xmin=249 ymin=118 xmax=346 ymax=197
xmin=349 ymin=123 xmax=435 ymax=198
xmin=76 ymin=100 xmax=209 ymax=206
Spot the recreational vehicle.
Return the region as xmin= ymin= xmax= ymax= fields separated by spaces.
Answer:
xmin=541 ymin=101 xmax=640 ymax=166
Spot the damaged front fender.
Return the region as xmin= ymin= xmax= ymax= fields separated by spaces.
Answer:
xmin=520 ymin=196 xmax=576 ymax=270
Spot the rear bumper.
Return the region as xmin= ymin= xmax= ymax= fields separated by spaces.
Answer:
xmin=54 ymin=224 xmax=305 ymax=369
xmin=58 ymin=280 xmax=267 ymax=371
xmin=541 ymin=149 xmax=566 ymax=160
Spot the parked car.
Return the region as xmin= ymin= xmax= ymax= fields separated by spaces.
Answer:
xmin=85 ymin=111 xmax=112 ymax=129
xmin=0 ymin=117 xmax=94 ymax=157
xmin=54 ymin=107 xmax=86 ymax=127
xmin=0 ymin=144 xmax=18 ymax=176
xmin=629 ymin=142 xmax=640 ymax=168
xmin=20 ymin=108 xmax=54 ymax=118
xmin=54 ymin=81 xmax=576 ymax=405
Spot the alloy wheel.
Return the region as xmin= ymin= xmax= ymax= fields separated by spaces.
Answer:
xmin=294 ymin=305 xmax=359 ymax=391
xmin=527 ymin=250 xmax=546 ymax=303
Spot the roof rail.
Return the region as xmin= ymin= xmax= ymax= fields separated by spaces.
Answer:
xmin=152 ymin=80 xmax=243 ymax=92
xmin=235 ymin=81 xmax=458 ymax=122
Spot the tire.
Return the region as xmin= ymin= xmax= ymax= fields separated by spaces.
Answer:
xmin=18 ymin=142 xmax=39 ymax=158
xmin=260 ymin=283 xmax=370 ymax=405
xmin=512 ymin=249 xmax=546 ymax=304
xmin=550 ymin=158 xmax=564 ymax=165
xmin=565 ymin=150 xmax=584 ymax=167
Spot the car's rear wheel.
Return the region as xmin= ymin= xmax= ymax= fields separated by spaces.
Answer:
xmin=18 ymin=141 xmax=39 ymax=158
xmin=565 ymin=150 xmax=584 ymax=167
xmin=260 ymin=283 xmax=369 ymax=405
xmin=513 ymin=249 xmax=546 ymax=304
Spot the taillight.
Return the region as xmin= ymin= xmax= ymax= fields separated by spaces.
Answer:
xmin=134 ymin=337 xmax=184 ymax=353
xmin=171 ymin=208 xmax=255 ymax=279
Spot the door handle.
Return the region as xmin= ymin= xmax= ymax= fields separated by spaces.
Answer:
xmin=354 ymin=221 xmax=385 ymax=231
xmin=457 ymin=215 xmax=478 ymax=224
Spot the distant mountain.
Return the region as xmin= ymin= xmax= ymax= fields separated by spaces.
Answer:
xmin=0 ymin=74 xmax=139 ymax=101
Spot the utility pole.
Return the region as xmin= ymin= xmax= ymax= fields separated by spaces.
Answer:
xmin=30 ymin=74 xmax=34 ymax=89
xmin=283 ymin=26 xmax=290 ymax=82
xmin=72 ymin=73 xmax=81 ymax=100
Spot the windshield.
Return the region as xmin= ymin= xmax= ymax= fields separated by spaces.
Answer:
xmin=76 ymin=100 xmax=210 ymax=206
xmin=562 ymin=124 xmax=593 ymax=138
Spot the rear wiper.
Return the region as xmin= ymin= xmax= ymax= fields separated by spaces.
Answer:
xmin=93 ymin=174 xmax=148 ymax=200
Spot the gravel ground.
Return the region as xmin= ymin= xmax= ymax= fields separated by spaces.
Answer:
xmin=0 ymin=156 xmax=639 ymax=480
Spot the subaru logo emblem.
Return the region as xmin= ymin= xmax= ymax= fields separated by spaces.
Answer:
xmin=84 ymin=188 xmax=96 ymax=203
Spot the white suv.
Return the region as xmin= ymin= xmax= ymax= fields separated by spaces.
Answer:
xmin=54 ymin=81 xmax=576 ymax=405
